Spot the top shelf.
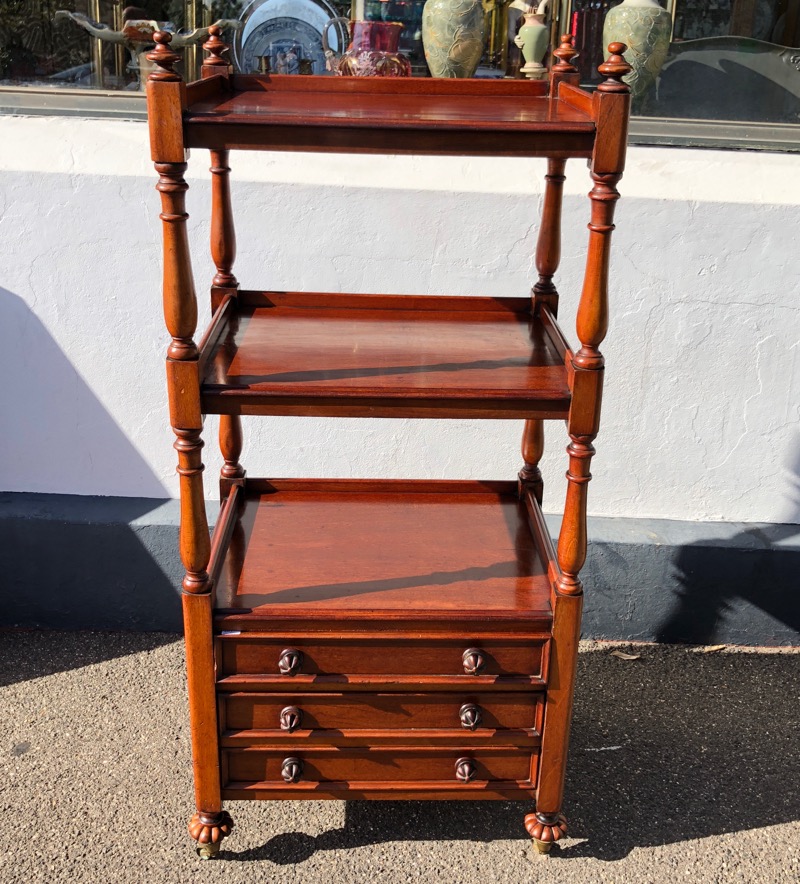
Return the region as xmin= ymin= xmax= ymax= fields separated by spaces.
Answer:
xmin=182 ymin=74 xmax=597 ymax=157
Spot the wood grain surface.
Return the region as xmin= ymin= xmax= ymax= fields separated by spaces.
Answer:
xmin=212 ymin=479 xmax=553 ymax=624
xmin=217 ymin=637 xmax=546 ymax=678
xmin=220 ymin=691 xmax=541 ymax=732
xmin=183 ymin=74 xmax=594 ymax=156
xmin=224 ymin=746 xmax=533 ymax=784
xmin=201 ymin=293 xmax=571 ymax=418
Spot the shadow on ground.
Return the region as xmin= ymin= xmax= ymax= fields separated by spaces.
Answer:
xmin=224 ymin=646 xmax=800 ymax=863
xmin=0 ymin=630 xmax=180 ymax=688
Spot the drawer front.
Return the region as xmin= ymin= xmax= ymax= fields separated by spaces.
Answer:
xmin=218 ymin=637 xmax=546 ymax=679
xmin=224 ymin=747 xmax=534 ymax=785
xmin=221 ymin=692 xmax=540 ymax=733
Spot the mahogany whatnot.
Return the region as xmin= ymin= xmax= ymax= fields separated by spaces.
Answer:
xmin=145 ymin=26 xmax=632 ymax=860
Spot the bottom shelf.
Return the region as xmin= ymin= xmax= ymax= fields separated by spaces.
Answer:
xmin=211 ymin=479 xmax=555 ymax=630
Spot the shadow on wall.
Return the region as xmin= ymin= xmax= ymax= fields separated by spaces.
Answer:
xmin=0 ymin=287 xmax=166 ymax=497
xmin=657 ymin=442 xmax=800 ymax=645
xmin=0 ymin=288 xmax=182 ymax=641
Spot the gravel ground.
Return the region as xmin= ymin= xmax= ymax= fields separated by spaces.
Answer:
xmin=1 ymin=632 xmax=798 ymax=884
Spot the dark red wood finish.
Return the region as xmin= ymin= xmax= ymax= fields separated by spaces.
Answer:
xmin=224 ymin=745 xmax=533 ymax=785
xmin=145 ymin=27 xmax=632 ymax=859
xmin=201 ymin=293 xmax=571 ymax=419
xmin=183 ymin=73 xmax=594 ymax=156
xmin=220 ymin=691 xmax=542 ymax=734
xmin=212 ymin=479 xmax=552 ymax=624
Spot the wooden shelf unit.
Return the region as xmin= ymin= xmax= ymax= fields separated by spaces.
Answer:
xmin=145 ymin=29 xmax=632 ymax=859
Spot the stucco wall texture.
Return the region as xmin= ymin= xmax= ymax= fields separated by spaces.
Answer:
xmin=0 ymin=116 xmax=798 ymax=524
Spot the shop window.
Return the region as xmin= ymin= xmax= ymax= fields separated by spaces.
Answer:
xmin=1 ymin=0 xmax=798 ymax=149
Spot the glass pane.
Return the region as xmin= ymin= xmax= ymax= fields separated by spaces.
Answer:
xmin=0 ymin=1 xmax=247 ymax=90
xmin=565 ymin=0 xmax=800 ymax=125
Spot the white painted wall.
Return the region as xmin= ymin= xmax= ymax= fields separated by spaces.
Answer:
xmin=0 ymin=115 xmax=798 ymax=523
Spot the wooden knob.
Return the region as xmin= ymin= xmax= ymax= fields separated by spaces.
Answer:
xmin=459 ymin=703 xmax=482 ymax=730
xmin=279 ymin=706 xmax=302 ymax=733
xmin=203 ymin=23 xmax=230 ymax=68
xmin=455 ymin=757 xmax=477 ymax=783
xmin=278 ymin=648 xmax=303 ymax=676
xmin=462 ymin=648 xmax=486 ymax=675
xmin=146 ymin=29 xmax=182 ymax=81
xmin=281 ymin=757 xmax=303 ymax=783
xmin=598 ymin=43 xmax=632 ymax=93
xmin=552 ymin=33 xmax=579 ymax=74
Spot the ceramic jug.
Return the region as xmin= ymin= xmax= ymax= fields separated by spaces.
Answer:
xmin=513 ymin=0 xmax=550 ymax=80
xmin=323 ymin=18 xmax=412 ymax=77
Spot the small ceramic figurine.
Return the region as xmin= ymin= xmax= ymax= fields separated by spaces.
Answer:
xmin=514 ymin=0 xmax=550 ymax=80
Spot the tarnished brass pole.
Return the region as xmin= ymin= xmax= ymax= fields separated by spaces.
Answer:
xmin=185 ymin=0 xmax=199 ymax=81
xmin=88 ymin=0 xmax=105 ymax=87
xmin=112 ymin=0 xmax=125 ymax=84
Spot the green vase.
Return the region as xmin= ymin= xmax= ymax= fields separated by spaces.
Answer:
xmin=422 ymin=0 xmax=486 ymax=78
xmin=603 ymin=0 xmax=671 ymax=105
xmin=514 ymin=11 xmax=550 ymax=80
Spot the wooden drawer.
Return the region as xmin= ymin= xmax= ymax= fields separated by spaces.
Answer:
xmin=217 ymin=636 xmax=546 ymax=680
xmin=223 ymin=747 xmax=534 ymax=786
xmin=220 ymin=691 xmax=542 ymax=735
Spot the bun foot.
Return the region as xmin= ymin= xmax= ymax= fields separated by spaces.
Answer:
xmin=524 ymin=812 xmax=567 ymax=855
xmin=188 ymin=810 xmax=234 ymax=859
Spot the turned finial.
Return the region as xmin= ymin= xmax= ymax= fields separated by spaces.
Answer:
xmin=203 ymin=24 xmax=229 ymax=68
xmin=552 ymin=34 xmax=579 ymax=73
xmin=147 ymin=30 xmax=182 ymax=82
xmin=597 ymin=42 xmax=631 ymax=93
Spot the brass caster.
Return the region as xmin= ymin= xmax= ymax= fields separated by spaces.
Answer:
xmin=196 ymin=841 xmax=221 ymax=860
xmin=533 ymin=839 xmax=553 ymax=856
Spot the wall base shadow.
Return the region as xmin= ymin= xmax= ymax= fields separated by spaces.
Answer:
xmin=224 ymin=646 xmax=800 ymax=863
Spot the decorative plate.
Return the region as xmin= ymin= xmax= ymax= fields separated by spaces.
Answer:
xmin=235 ymin=0 xmax=347 ymax=75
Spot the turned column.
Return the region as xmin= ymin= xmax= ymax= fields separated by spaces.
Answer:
xmin=210 ymin=149 xmax=244 ymax=493
xmin=519 ymin=37 xmax=578 ymax=509
xmin=147 ymin=31 xmax=232 ymax=858
xmin=203 ymin=28 xmax=244 ymax=498
xmin=556 ymin=44 xmax=631 ymax=599
xmin=528 ymin=44 xmax=632 ymax=855
xmin=532 ymin=158 xmax=567 ymax=316
xmin=521 ymin=155 xmax=567 ymax=505
xmin=519 ymin=419 xmax=545 ymax=505
xmin=538 ymin=35 xmax=578 ymax=318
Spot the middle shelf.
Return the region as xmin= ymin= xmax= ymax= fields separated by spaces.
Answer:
xmin=211 ymin=479 xmax=555 ymax=628
xmin=199 ymin=291 xmax=572 ymax=419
